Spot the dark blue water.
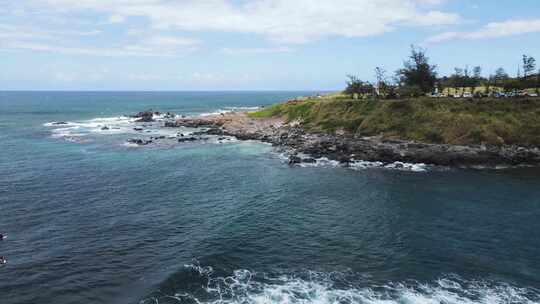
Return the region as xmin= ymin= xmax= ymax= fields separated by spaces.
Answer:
xmin=1 ymin=92 xmax=540 ymax=304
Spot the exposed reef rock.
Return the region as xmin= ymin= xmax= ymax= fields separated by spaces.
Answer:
xmin=132 ymin=110 xmax=155 ymax=122
xmin=127 ymin=138 xmax=153 ymax=146
xmin=165 ymin=112 xmax=540 ymax=168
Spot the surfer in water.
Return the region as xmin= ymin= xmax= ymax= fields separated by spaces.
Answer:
xmin=0 ymin=233 xmax=5 ymax=240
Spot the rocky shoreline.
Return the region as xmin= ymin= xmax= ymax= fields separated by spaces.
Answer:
xmin=163 ymin=112 xmax=540 ymax=168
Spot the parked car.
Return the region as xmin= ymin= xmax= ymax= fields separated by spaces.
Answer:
xmin=529 ymin=93 xmax=538 ymax=97
xmin=462 ymin=92 xmax=473 ymax=98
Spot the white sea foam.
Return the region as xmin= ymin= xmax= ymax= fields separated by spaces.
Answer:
xmin=142 ymin=266 xmax=540 ymax=304
xmin=122 ymin=142 xmax=142 ymax=148
xmin=281 ymin=154 xmax=429 ymax=172
xmin=43 ymin=113 xmax=184 ymax=142
xmin=298 ymin=157 xmax=341 ymax=168
xmin=382 ymin=161 xmax=428 ymax=172
xmin=350 ymin=160 xmax=428 ymax=172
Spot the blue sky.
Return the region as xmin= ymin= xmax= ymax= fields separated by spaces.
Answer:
xmin=1 ymin=0 xmax=539 ymax=90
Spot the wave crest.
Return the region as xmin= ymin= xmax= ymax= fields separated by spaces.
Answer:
xmin=140 ymin=265 xmax=540 ymax=304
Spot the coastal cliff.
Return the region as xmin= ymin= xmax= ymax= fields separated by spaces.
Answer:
xmin=164 ymin=96 xmax=540 ymax=167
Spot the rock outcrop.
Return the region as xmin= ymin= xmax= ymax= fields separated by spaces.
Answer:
xmin=127 ymin=138 xmax=153 ymax=146
xmin=132 ymin=110 xmax=155 ymax=122
xmin=162 ymin=112 xmax=540 ymax=168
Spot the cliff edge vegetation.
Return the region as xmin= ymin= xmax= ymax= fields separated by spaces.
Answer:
xmin=249 ymin=95 xmax=540 ymax=147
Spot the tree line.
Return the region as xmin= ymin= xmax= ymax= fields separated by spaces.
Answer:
xmin=345 ymin=46 xmax=539 ymax=99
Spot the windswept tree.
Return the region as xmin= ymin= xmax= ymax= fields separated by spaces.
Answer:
xmin=523 ymin=55 xmax=536 ymax=78
xmin=396 ymin=45 xmax=437 ymax=94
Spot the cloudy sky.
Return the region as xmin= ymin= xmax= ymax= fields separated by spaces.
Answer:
xmin=1 ymin=0 xmax=539 ymax=90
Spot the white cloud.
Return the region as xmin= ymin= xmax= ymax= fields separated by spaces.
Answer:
xmin=0 ymin=23 xmax=101 ymax=39
xmin=1 ymin=0 xmax=459 ymax=58
xmin=0 ymin=21 xmax=200 ymax=57
xmin=26 ymin=0 xmax=459 ymax=44
xmin=1 ymin=40 xmax=195 ymax=57
xmin=426 ymin=19 xmax=540 ymax=43
xmin=222 ymin=47 xmax=293 ymax=55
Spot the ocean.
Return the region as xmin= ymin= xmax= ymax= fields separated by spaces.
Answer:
xmin=1 ymin=91 xmax=539 ymax=304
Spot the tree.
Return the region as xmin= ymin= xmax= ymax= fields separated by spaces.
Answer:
xmin=397 ymin=85 xmax=423 ymax=98
xmin=495 ymin=67 xmax=508 ymax=80
xmin=485 ymin=74 xmax=494 ymax=95
xmin=471 ymin=66 xmax=482 ymax=94
xmin=522 ymin=55 xmax=536 ymax=78
xmin=345 ymin=75 xmax=362 ymax=98
xmin=494 ymin=67 xmax=509 ymax=90
xmin=451 ymin=67 xmax=464 ymax=94
xmin=345 ymin=75 xmax=374 ymax=98
xmin=503 ymin=79 xmax=521 ymax=94
xmin=396 ymin=45 xmax=437 ymax=94
xmin=537 ymin=69 xmax=540 ymax=94
xmin=473 ymin=66 xmax=482 ymax=79
xmin=374 ymin=67 xmax=389 ymax=98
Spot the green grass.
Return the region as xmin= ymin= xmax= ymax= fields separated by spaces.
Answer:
xmin=249 ymin=96 xmax=540 ymax=146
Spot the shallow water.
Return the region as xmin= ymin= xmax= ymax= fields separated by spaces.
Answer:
xmin=1 ymin=92 xmax=540 ymax=304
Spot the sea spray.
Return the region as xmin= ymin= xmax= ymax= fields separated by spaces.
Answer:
xmin=141 ymin=265 xmax=540 ymax=304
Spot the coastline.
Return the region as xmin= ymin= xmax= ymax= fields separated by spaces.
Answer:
xmin=164 ymin=111 xmax=540 ymax=168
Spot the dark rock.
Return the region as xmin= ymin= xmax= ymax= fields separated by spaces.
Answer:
xmin=164 ymin=121 xmax=178 ymax=127
xmin=127 ymin=138 xmax=152 ymax=146
xmin=132 ymin=110 xmax=155 ymax=122
xmin=165 ymin=119 xmax=220 ymax=128
xmin=155 ymin=115 xmax=540 ymax=168
xmin=178 ymin=137 xmax=198 ymax=143
xmin=288 ymin=155 xmax=302 ymax=165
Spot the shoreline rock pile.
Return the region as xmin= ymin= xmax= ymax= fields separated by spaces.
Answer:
xmin=164 ymin=112 xmax=540 ymax=168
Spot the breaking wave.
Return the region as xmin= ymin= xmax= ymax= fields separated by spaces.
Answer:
xmin=281 ymin=153 xmax=429 ymax=172
xmin=140 ymin=264 xmax=540 ymax=304
xmin=43 ymin=114 xmax=185 ymax=143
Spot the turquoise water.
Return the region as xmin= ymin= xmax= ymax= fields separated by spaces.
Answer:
xmin=1 ymin=92 xmax=540 ymax=304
